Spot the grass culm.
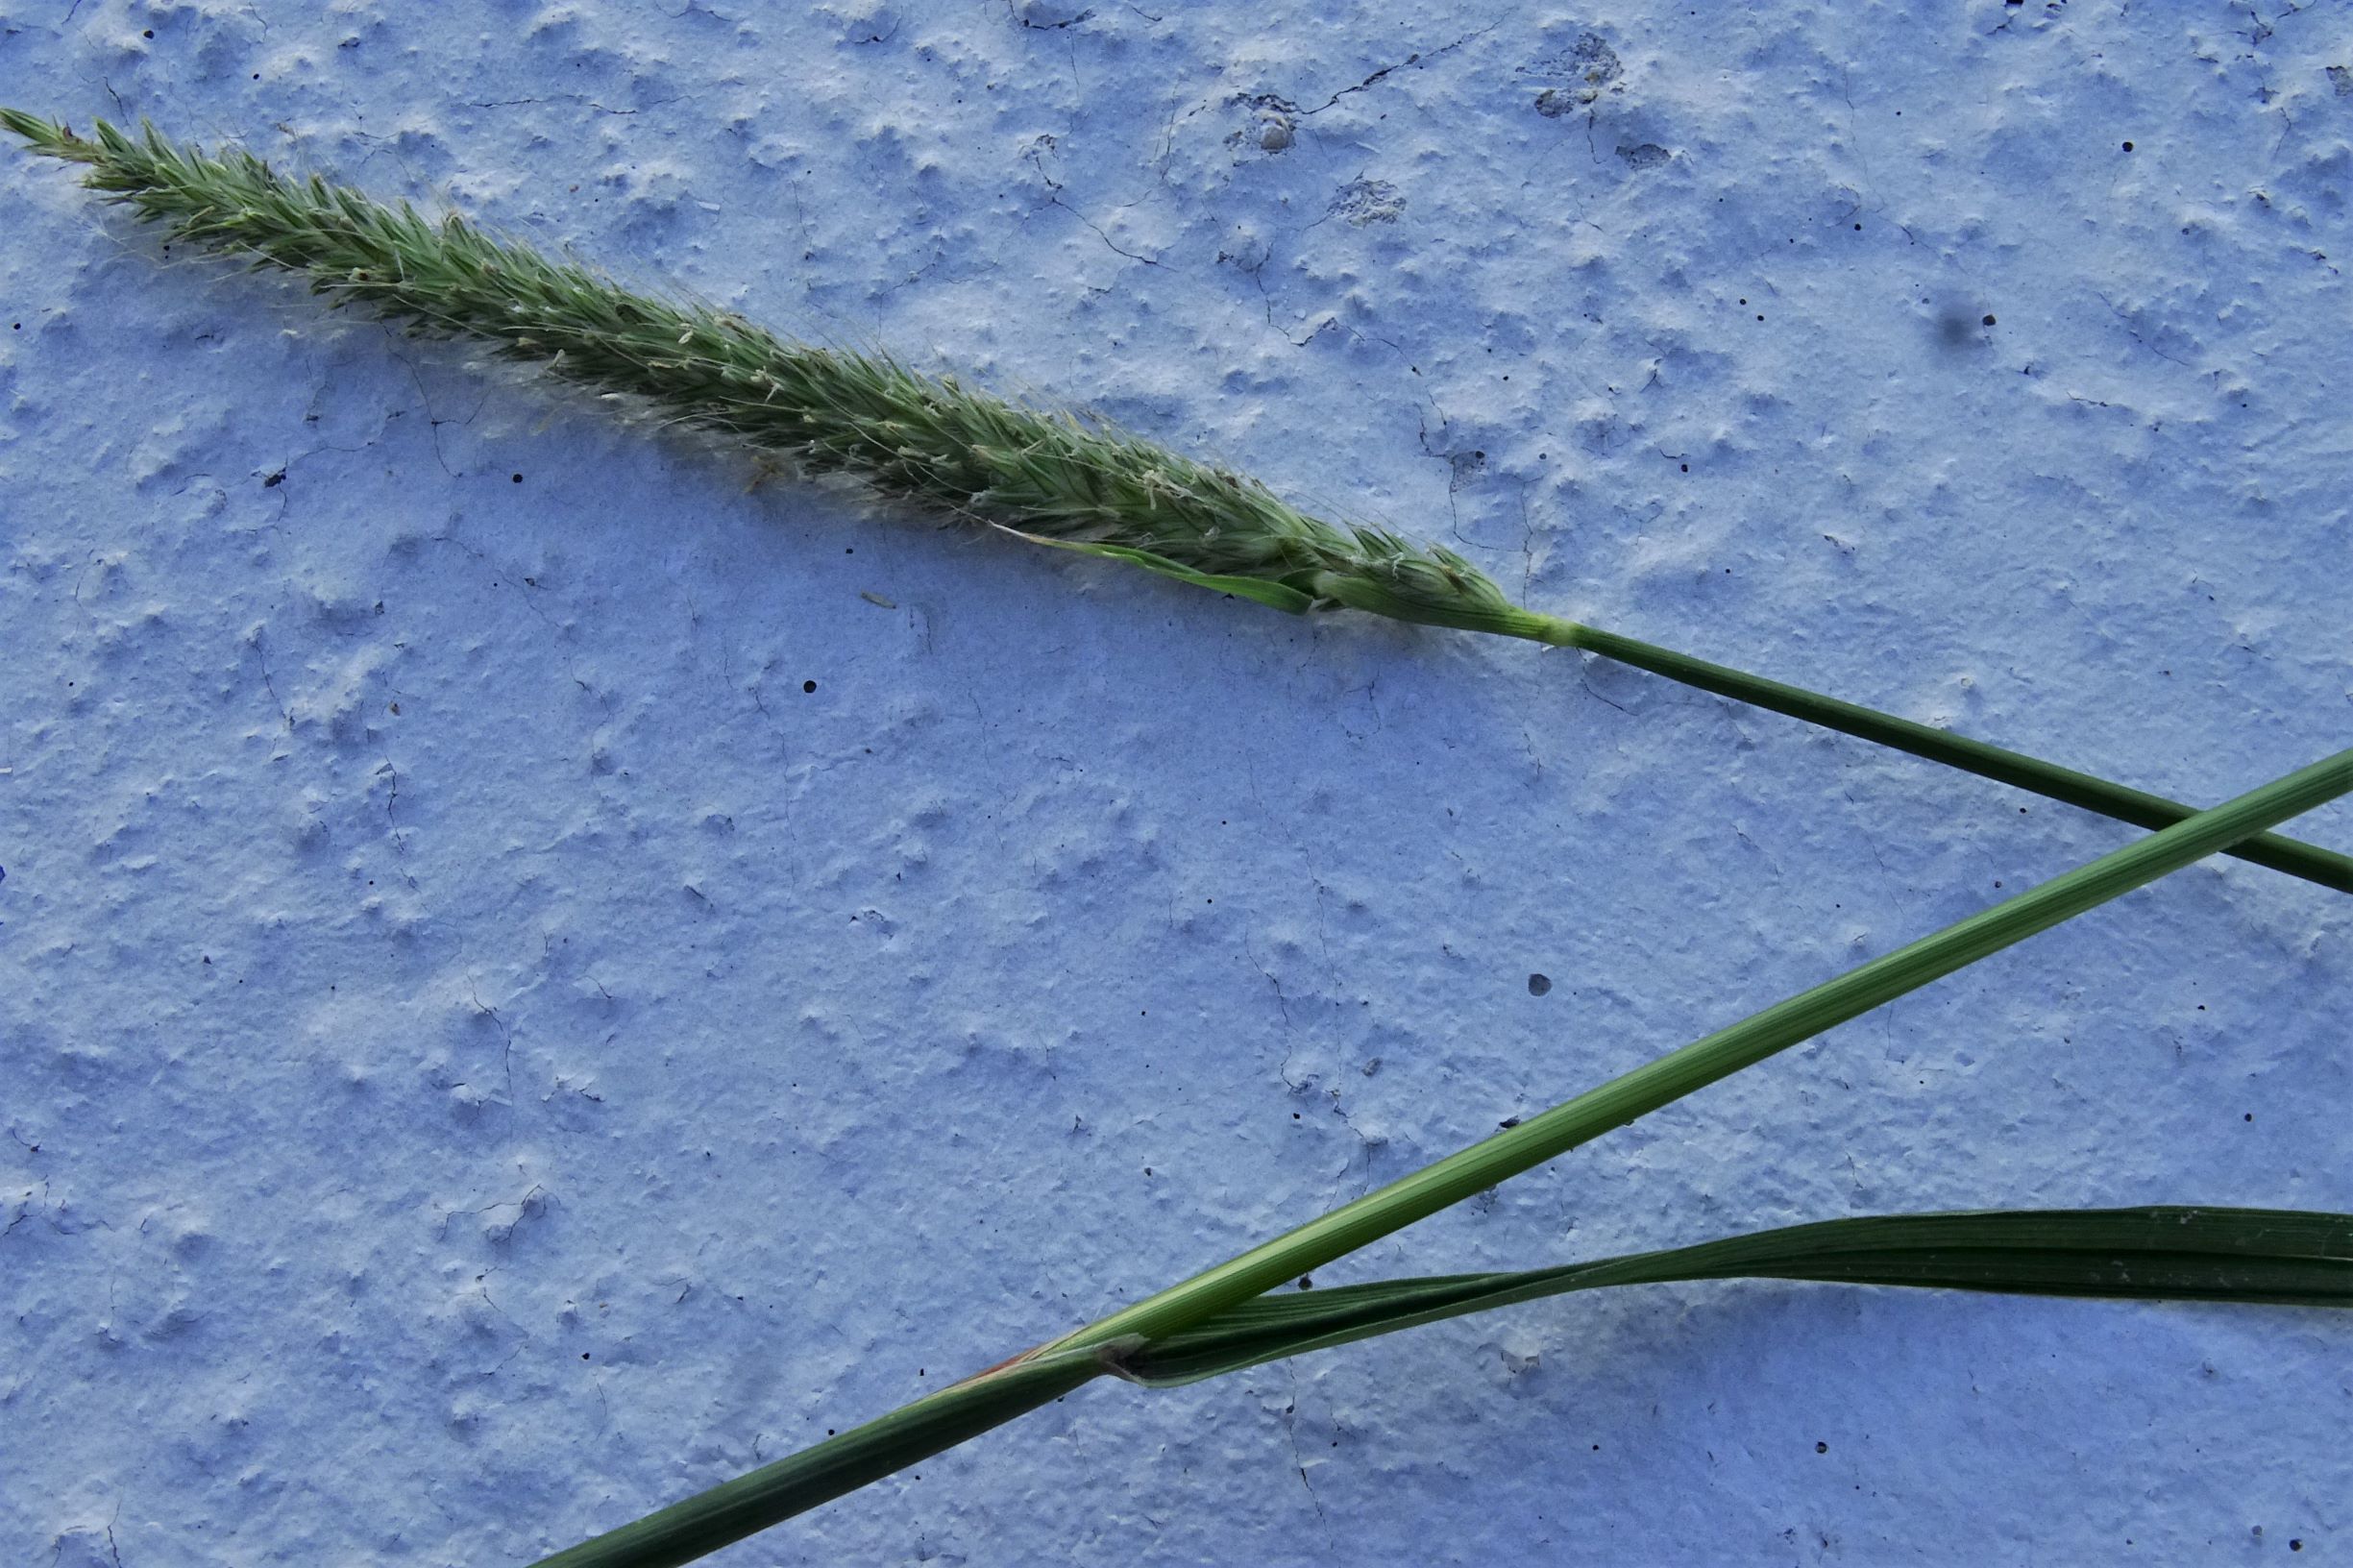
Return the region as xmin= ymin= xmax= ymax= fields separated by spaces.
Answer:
xmin=10 ymin=110 xmax=2349 ymax=1566
xmin=6 ymin=110 xmax=2347 ymax=894
xmin=534 ymin=747 xmax=2353 ymax=1567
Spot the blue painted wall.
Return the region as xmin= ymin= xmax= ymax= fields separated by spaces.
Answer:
xmin=2 ymin=4 xmax=2347 ymax=1561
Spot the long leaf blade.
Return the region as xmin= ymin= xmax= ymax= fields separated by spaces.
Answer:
xmin=1055 ymin=747 xmax=2353 ymax=1355
xmin=528 ymin=746 xmax=2353 ymax=1564
xmin=1117 ymin=1207 xmax=2353 ymax=1385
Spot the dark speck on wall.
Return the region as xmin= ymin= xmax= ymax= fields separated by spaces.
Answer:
xmin=1528 ymin=972 xmax=1553 ymax=996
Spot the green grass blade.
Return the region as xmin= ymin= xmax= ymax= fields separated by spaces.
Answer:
xmin=1520 ymin=616 xmax=2353 ymax=895
xmin=9 ymin=110 xmax=2348 ymax=894
xmin=1117 ymin=1207 xmax=2353 ymax=1385
xmin=1053 ymin=745 xmax=2353 ymax=1355
xmin=531 ymin=748 xmax=2353 ymax=1565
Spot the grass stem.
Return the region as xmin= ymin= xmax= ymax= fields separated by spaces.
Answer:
xmin=1051 ymin=745 xmax=2353 ymax=1351
xmin=8 ymin=110 xmax=2346 ymax=894
xmin=1511 ymin=614 xmax=2353 ymax=893
xmin=533 ymin=746 xmax=2353 ymax=1565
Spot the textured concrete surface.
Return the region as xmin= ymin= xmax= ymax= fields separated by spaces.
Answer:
xmin=3 ymin=3 xmax=2349 ymax=1563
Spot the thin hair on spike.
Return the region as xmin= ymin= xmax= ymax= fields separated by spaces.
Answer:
xmin=6 ymin=109 xmax=2351 ymax=893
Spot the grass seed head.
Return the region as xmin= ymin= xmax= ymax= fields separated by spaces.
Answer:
xmin=2 ymin=110 xmax=1530 ymax=632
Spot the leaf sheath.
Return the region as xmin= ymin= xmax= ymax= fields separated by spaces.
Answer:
xmin=1120 ymin=1206 xmax=2353 ymax=1385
